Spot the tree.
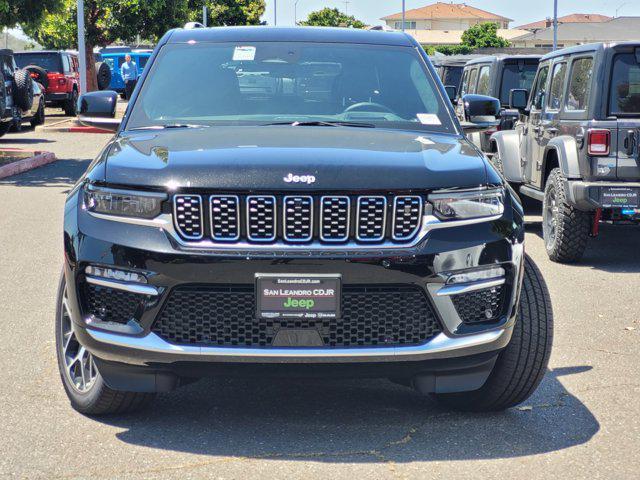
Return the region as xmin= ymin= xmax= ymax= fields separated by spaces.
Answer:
xmin=190 ymin=0 xmax=266 ymax=26
xmin=460 ymin=22 xmax=510 ymax=49
xmin=0 ymin=0 xmax=62 ymax=28
xmin=299 ymin=8 xmax=365 ymax=28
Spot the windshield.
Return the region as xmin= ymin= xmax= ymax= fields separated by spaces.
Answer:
xmin=499 ymin=61 xmax=539 ymax=105
xmin=610 ymin=53 xmax=640 ymax=116
xmin=126 ymin=42 xmax=454 ymax=133
xmin=14 ymin=53 xmax=62 ymax=73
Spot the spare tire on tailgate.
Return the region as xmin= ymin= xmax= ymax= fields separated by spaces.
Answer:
xmin=24 ymin=65 xmax=49 ymax=90
xmin=13 ymin=69 xmax=35 ymax=111
xmin=95 ymin=62 xmax=112 ymax=90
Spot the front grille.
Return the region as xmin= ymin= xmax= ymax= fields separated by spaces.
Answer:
xmin=451 ymin=285 xmax=505 ymax=324
xmin=172 ymin=194 xmax=425 ymax=244
xmin=174 ymin=195 xmax=203 ymax=239
xmin=152 ymin=285 xmax=441 ymax=348
xmin=82 ymin=284 xmax=145 ymax=324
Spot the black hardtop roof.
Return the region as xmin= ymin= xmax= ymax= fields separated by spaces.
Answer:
xmin=166 ymin=26 xmax=416 ymax=47
xmin=15 ymin=50 xmax=75 ymax=56
xmin=465 ymin=54 xmax=542 ymax=66
xmin=0 ymin=48 xmax=14 ymax=57
xmin=540 ymin=42 xmax=640 ymax=61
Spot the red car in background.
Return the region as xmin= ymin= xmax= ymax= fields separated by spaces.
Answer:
xmin=15 ymin=51 xmax=80 ymax=116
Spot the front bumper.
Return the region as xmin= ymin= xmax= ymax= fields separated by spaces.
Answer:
xmin=63 ymin=187 xmax=525 ymax=374
xmin=565 ymin=180 xmax=640 ymax=211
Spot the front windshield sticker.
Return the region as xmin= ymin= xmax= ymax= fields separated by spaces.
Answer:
xmin=233 ymin=46 xmax=256 ymax=61
xmin=417 ymin=113 xmax=442 ymax=126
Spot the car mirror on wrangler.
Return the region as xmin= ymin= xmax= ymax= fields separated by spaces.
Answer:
xmin=509 ymin=88 xmax=529 ymax=113
xmin=77 ymin=90 xmax=121 ymax=132
xmin=444 ymin=85 xmax=458 ymax=104
xmin=460 ymin=94 xmax=500 ymax=133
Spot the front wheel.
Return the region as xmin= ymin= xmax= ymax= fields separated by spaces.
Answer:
xmin=63 ymin=89 xmax=78 ymax=116
xmin=542 ymin=168 xmax=590 ymax=263
xmin=55 ymin=274 xmax=154 ymax=415
xmin=31 ymin=99 xmax=45 ymax=127
xmin=433 ymin=254 xmax=553 ymax=411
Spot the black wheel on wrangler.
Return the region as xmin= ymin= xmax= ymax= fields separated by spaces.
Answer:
xmin=30 ymin=99 xmax=45 ymax=127
xmin=543 ymin=168 xmax=590 ymax=263
xmin=55 ymin=274 xmax=155 ymax=415
xmin=63 ymin=89 xmax=78 ymax=116
xmin=433 ymin=254 xmax=553 ymax=412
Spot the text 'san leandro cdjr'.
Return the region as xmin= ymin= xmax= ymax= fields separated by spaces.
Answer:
xmin=58 ymin=27 xmax=553 ymax=415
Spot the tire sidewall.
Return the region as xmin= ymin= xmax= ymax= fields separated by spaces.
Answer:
xmin=542 ymin=175 xmax=559 ymax=256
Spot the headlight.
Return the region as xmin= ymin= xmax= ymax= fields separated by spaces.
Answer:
xmin=84 ymin=185 xmax=166 ymax=219
xmin=428 ymin=187 xmax=504 ymax=220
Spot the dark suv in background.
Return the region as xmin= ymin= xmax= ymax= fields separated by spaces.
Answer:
xmin=57 ymin=27 xmax=552 ymax=415
xmin=493 ymin=42 xmax=640 ymax=262
xmin=458 ymin=55 xmax=540 ymax=154
xmin=0 ymin=49 xmax=35 ymax=136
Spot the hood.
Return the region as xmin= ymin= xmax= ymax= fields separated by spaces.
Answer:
xmin=102 ymin=126 xmax=488 ymax=191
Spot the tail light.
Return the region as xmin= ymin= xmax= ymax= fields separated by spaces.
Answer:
xmin=587 ymin=129 xmax=611 ymax=156
xmin=58 ymin=78 xmax=67 ymax=86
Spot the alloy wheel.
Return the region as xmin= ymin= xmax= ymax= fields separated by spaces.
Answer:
xmin=59 ymin=288 xmax=97 ymax=393
xmin=543 ymin=186 xmax=558 ymax=249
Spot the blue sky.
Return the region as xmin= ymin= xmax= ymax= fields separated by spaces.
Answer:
xmin=262 ymin=0 xmax=640 ymax=27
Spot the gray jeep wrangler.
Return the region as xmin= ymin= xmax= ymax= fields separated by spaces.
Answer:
xmin=492 ymin=43 xmax=640 ymax=263
xmin=0 ymin=49 xmax=34 ymax=137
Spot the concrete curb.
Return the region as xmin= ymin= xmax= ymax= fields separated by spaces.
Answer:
xmin=0 ymin=151 xmax=57 ymax=179
xmin=36 ymin=120 xmax=113 ymax=134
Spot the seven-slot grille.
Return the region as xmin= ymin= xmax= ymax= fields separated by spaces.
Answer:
xmin=210 ymin=195 xmax=240 ymax=241
xmin=283 ymin=196 xmax=313 ymax=241
xmin=174 ymin=195 xmax=203 ymax=239
xmin=172 ymin=194 xmax=425 ymax=244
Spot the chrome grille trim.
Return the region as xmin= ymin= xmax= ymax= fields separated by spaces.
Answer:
xmin=246 ymin=195 xmax=277 ymax=242
xmin=392 ymin=196 xmax=424 ymax=241
xmin=210 ymin=195 xmax=240 ymax=241
xmin=283 ymin=196 xmax=313 ymax=242
xmin=173 ymin=195 xmax=204 ymax=240
xmin=356 ymin=196 xmax=387 ymax=242
xmin=320 ymin=196 xmax=350 ymax=242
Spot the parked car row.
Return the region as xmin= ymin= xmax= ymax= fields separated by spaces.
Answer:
xmin=437 ymin=44 xmax=640 ymax=263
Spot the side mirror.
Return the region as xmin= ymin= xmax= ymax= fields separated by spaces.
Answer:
xmin=460 ymin=94 xmax=500 ymax=132
xmin=77 ymin=90 xmax=121 ymax=132
xmin=444 ymin=85 xmax=457 ymax=104
xmin=509 ymin=88 xmax=529 ymax=111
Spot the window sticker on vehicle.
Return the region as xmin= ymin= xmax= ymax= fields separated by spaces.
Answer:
xmin=417 ymin=113 xmax=442 ymax=125
xmin=233 ymin=46 xmax=256 ymax=61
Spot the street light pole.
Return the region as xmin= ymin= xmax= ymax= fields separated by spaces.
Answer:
xmin=203 ymin=5 xmax=207 ymax=27
xmin=274 ymin=0 xmax=277 ymax=26
xmin=77 ymin=0 xmax=87 ymax=94
xmin=402 ymin=0 xmax=406 ymax=31
xmin=553 ymin=0 xmax=558 ymax=51
xmin=294 ymin=0 xmax=300 ymax=25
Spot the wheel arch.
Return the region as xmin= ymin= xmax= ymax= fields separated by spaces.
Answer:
xmin=490 ymin=130 xmax=522 ymax=183
xmin=541 ymin=136 xmax=581 ymax=188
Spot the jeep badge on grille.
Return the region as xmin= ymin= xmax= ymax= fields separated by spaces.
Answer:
xmin=283 ymin=173 xmax=316 ymax=184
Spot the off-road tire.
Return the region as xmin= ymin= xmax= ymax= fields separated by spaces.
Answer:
xmin=30 ymin=98 xmax=45 ymax=127
xmin=10 ymin=108 xmax=22 ymax=132
xmin=0 ymin=71 xmax=6 ymax=116
xmin=433 ymin=254 xmax=553 ymax=411
xmin=25 ymin=65 xmax=49 ymax=89
xmin=0 ymin=120 xmax=11 ymax=137
xmin=13 ymin=69 xmax=34 ymax=111
xmin=543 ymin=168 xmax=590 ymax=263
xmin=63 ymin=88 xmax=78 ymax=116
xmin=95 ymin=61 xmax=112 ymax=90
xmin=56 ymin=273 xmax=155 ymax=415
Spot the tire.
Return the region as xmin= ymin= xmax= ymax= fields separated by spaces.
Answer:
xmin=0 ymin=71 xmax=6 ymax=116
xmin=63 ymin=88 xmax=78 ymax=116
xmin=95 ymin=61 xmax=112 ymax=90
xmin=10 ymin=108 xmax=22 ymax=132
xmin=0 ymin=120 xmax=11 ymax=137
xmin=25 ymin=65 xmax=49 ymax=90
xmin=542 ymin=168 xmax=590 ymax=263
xmin=30 ymin=98 xmax=45 ymax=127
xmin=13 ymin=69 xmax=34 ymax=111
xmin=433 ymin=254 xmax=553 ymax=412
xmin=55 ymin=273 xmax=155 ymax=415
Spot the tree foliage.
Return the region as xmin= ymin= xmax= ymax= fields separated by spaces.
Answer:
xmin=460 ymin=22 xmax=510 ymax=49
xmin=299 ymin=8 xmax=365 ymax=28
xmin=191 ymin=0 xmax=265 ymax=26
xmin=0 ymin=0 xmax=62 ymax=28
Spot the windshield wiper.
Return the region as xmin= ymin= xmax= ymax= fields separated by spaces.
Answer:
xmin=128 ymin=123 xmax=210 ymax=131
xmin=262 ymin=120 xmax=376 ymax=128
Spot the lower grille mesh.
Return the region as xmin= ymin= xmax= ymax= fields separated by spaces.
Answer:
xmin=82 ymin=284 xmax=145 ymax=324
xmin=152 ymin=285 xmax=441 ymax=348
xmin=451 ymin=285 xmax=505 ymax=324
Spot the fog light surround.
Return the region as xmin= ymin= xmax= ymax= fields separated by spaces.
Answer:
xmin=446 ymin=266 xmax=506 ymax=285
xmin=85 ymin=265 xmax=147 ymax=284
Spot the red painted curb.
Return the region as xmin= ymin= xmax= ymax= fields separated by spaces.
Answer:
xmin=67 ymin=126 xmax=113 ymax=134
xmin=0 ymin=151 xmax=57 ymax=179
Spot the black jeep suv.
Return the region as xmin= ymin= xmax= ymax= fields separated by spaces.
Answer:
xmin=58 ymin=27 xmax=552 ymax=415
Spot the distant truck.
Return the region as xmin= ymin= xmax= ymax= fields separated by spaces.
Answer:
xmin=492 ymin=42 xmax=640 ymax=263
xmin=98 ymin=50 xmax=151 ymax=96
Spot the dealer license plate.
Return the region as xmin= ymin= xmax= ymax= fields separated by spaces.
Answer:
xmin=600 ymin=187 xmax=639 ymax=208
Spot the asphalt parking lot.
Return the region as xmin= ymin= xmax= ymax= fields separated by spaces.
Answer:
xmin=0 ymin=129 xmax=638 ymax=479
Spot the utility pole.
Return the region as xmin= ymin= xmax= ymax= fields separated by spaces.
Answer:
xmin=274 ymin=0 xmax=277 ymax=26
xmin=343 ymin=1 xmax=350 ymax=16
xmin=203 ymin=5 xmax=207 ymax=26
xmin=402 ymin=0 xmax=406 ymax=31
xmin=294 ymin=0 xmax=301 ymax=25
xmin=77 ymin=0 xmax=87 ymax=94
xmin=553 ymin=0 xmax=558 ymax=51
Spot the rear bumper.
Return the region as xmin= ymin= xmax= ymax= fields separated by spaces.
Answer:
xmin=565 ymin=180 xmax=640 ymax=210
xmin=45 ymin=92 xmax=70 ymax=103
